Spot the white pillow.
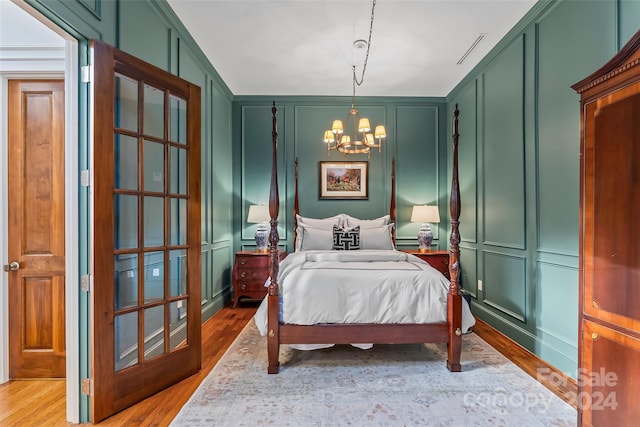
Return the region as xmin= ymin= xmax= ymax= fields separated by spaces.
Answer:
xmin=295 ymin=214 xmax=344 ymax=251
xmin=344 ymin=214 xmax=390 ymax=229
xmin=299 ymin=225 xmax=334 ymax=251
xmin=296 ymin=214 xmax=344 ymax=229
xmin=360 ymin=224 xmax=395 ymax=250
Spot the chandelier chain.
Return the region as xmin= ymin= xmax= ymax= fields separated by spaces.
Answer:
xmin=353 ymin=0 xmax=377 ymax=91
xmin=325 ymin=0 xmax=385 ymax=158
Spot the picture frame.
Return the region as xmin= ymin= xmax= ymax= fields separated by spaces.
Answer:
xmin=319 ymin=161 xmax=368 ymax=200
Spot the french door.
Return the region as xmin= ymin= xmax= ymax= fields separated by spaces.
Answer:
xmin=91 ymin=40 xmax=201 ymax=422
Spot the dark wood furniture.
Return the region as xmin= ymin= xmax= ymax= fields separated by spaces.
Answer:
xmin=572 ymin=29 xmax=640 ymax=426
xmin=401 ymin=250 xmax=450 ymax=279
xmin=233 ymin=251 xmax=285 ymax=307
xmin=264 ymin=102 xmax=464 ymax=374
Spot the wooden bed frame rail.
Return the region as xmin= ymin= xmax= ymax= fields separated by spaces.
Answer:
xmin=267 ymin=101 xmax=462 ymax=374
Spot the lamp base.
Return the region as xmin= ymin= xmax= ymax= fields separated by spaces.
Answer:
xmin=255 ymin=224 xmax=269 ymax=253
xmin=417 ymin=223 xmax=433 ymax=252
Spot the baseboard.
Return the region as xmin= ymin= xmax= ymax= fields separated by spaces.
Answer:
xmin=473 ymin=318 xmax=578 ymax=409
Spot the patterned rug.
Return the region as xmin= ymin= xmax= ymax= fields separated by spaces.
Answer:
xmin=171 ymin=322 xmax=576 ymax=426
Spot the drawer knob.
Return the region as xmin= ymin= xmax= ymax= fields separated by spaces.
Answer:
xmin=241 ymin=284 xmax=246 ymax=290
xmin=240 ymin=258 xmax=247 ymax=265
xmin=240 ymin=272 xmax=247 ymax=278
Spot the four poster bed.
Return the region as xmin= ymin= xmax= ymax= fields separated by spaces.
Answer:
xmin=257 ymin=102 xmax=470 ymax=374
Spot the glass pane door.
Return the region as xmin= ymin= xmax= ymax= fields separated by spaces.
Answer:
xmin=91 ymin=39 xmax=201 ymax=422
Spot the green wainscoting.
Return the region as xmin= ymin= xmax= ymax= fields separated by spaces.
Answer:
xmin=448 ymin=0 xmax=640 ymax=377
xmin=232 ymin=98 xmax=449 ymax=253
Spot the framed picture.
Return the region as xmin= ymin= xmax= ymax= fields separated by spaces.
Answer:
xmin=319 ymin=161 xmax=368 ymax=199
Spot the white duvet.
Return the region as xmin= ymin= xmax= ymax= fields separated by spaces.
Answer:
xmin=254 ymin=250 xmax=475 ymax=347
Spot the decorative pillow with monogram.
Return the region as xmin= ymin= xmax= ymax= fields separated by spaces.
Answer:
xmin=333 ymin=225 xmax=360 ymax=250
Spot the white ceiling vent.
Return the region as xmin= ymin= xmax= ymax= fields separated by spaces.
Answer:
xmin=457 ymin=33 xmax=487 ymax=65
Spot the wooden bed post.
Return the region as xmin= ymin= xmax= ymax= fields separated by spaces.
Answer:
xmin=293 ymin=158 xmax=299 ymax=248
xmin=390 ymin=158 xmax=396 ymax=244
xmin=447 ymin=104 xmax=463 ymax=372
xmin=267 ymin=101 xmax=281 ymax=374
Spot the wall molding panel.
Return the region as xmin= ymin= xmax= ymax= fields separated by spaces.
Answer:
xmin=444 ymin=0 xmax=640 ymax=377
xmin=481 ymin=35 xmax=526 ymax=251
xmin=482 ymin=250 xmax=526 ymax=323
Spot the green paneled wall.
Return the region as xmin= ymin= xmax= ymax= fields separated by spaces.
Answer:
xmin=120 ymin=1 xmax=171 ymax=69
xmin=537 ymin=0 xmax=615 ymax=256
xmin=395 ymin=106 xmax=440 ymax=243
xmin=23 ymin=0 xmax=233 ymax=421
xmin=233 ymin=98 xmax=449 ymax=253
xmin=448 ymin=0 xmax=640 ymax=376
xmin=482 ymin=35 xmax=526 ymax=250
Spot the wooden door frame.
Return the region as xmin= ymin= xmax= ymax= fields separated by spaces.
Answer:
xmin=0 ymin=26 xmax=81 ymax=426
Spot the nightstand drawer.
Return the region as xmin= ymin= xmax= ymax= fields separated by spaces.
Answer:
xmin=233 ymin=251 xmax=285 ymax=307
xmin=236 ymin=268 xmax=268 ymax=281
xmin=237 ymin=255 xmax=268 ymax=269
xmin=236 ymin=280 xmax=267 ymax=293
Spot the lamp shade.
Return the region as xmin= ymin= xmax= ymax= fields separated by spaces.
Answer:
xmin=358 ymin=118 xmax=371 ymax=132
xmin=247 ymin=205 xmax=270 ymax=223
xmin=332 ymin=120 xmax=344 ymax=134
xmin=374 ymin=125 xmax=387 ymax=139
xmin=323 ymin=130 xmax=335 ymax=143
xmin=410 ymin=205 xmax=440 ymax=224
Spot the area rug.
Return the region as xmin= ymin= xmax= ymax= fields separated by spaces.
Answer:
xmin=171 ymin=321 xmax=576 ymax=426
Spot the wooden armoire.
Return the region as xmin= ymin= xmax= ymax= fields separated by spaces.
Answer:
xmin=572 ymin=29 xmax=640 ymax=426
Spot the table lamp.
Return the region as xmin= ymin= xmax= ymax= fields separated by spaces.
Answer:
xmin=410 ymin=205 xmax=440 ymax=252
xmin=247 ymin=205 xmax=271 ymax=253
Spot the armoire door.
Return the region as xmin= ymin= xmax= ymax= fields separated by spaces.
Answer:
xmin=573 ymin=28 xmax=640 ymax=427
xmin=90 ymin=39 xmax=201 ymax=422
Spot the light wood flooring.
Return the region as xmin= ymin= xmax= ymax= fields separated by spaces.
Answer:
xmin=0 ymin=303 xmax=577 ymax=426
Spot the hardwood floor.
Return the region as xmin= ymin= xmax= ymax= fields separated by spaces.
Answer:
xmin=0 ymin=302 xmax=259 ymax=426
xmin=0 ymin=305 xmax=577 ymax=426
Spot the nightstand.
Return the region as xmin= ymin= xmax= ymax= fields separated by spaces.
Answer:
xmin=232 ymin=251 xmax=286 ymax=307
xmin=401 ymin=249 xmax=450 ymax=279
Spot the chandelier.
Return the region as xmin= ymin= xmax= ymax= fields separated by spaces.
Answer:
xmin=323 ymin=0 xmax=386 ymax=158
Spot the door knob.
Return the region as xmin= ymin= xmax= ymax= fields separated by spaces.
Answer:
xmin=3 ymin=262 xmax=20 ymax=272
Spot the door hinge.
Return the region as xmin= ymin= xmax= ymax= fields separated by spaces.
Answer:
xmin=81 ymin=274 xmax=93 ymax=292
xmin=81 ymin=378 xmax=93 ymax=396
xmin=80 ymin=169 xmax=92 ymax=187
xmin=81 ymin=65 xmax=92 ymax=83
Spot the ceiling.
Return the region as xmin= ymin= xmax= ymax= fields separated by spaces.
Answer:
xmin=166 ymin=0 xmax=538 ymax=97
xmin=1 ymin=0 xmax=538 ymax=98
